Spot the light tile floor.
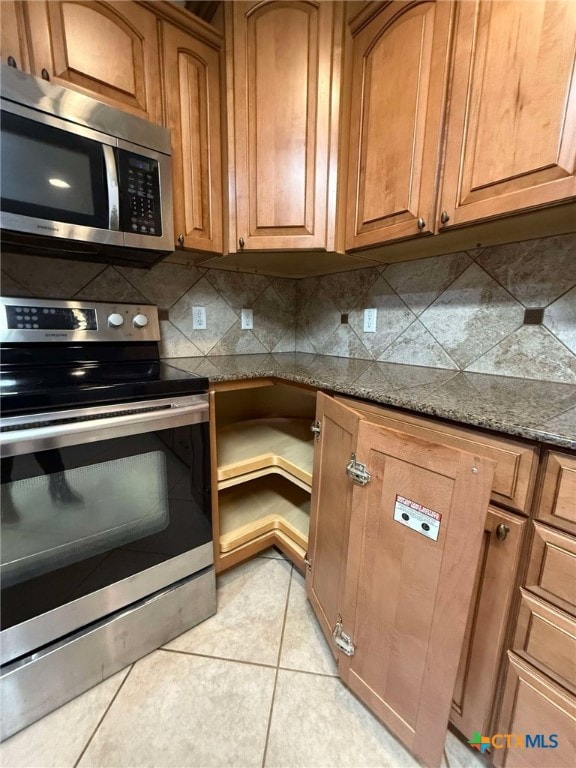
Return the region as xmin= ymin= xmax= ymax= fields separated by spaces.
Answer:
xmin=1 ymin=551 xmax=487 ymax=768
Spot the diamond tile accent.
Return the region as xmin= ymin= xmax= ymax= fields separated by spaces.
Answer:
xmin=384 ymin=252 xmax=472 ymax=315
xmin=379 ymin=320 xmax=458 ymax=369
xmin=272 ymin=327 xmax=297 ymax=353
xmin=544 ymin=287 xmax=576 ymax=354
xmin=0 ymin=270 xmax=31 ymax=297
xmin=320 ymin=325 xmax=370 ymax=358
xmin=476 ymin=234 xmax=576 ymax=307
xmin=419 ymin=263 xmax=524 ymax=368
xmin=466 ymin=326 xmax=576 ymax=384
xmin=170 ymin=277 xmax=238 ymax=355
xmin=117 ymin=263 xmax=204 ymax=309
xmin=348 ymin=276 xmax=415 ymax=359
xmin=210 ymin=325 xmax=269 ymax=355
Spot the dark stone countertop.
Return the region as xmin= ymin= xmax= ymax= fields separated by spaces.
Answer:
xmin=166 ymin=353 xmax=576 ymax=450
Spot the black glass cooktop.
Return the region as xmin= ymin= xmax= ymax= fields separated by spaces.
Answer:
xmin=0 ymin=343 xmax=208 ymax=415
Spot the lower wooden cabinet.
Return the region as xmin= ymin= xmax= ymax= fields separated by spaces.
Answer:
xmin=451 ymin=508 xmax=526 ymax=737
xmin=494 ymin=654 xmax=576 ymax=768
xmin=306 ymin=393 xmax=496 ymax=768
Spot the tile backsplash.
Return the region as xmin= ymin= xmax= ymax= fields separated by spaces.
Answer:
xmin=1 ymin=232 xmax=575 ymax=383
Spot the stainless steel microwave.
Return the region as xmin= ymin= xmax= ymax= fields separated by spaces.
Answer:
xmin=0 ymin=65 xmax=174 ymax=267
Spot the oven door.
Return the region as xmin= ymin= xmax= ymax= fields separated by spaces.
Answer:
xmin=0 ymin=395 xmax=212 ymax=665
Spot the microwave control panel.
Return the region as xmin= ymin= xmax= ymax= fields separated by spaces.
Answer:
xmin=119 ymin=153 xmax=162 ymax=237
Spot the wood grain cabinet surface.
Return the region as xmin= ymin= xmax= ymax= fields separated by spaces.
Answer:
xmin=439 ymin=0 xmax=576 ymax=228
xmin=224 ymin=0 xmax=343 ymax=252
xmin=0 ymin=1 xmax=31 ymax=72
xmin=536 ymin=451 xmax=576 ymax=536
xmin=345 ymin=0 xmax=454 ymax=249
xmin=161 ymin=19 xmax=223 ymax=256
xmin=24 ymin=1 xmax=163 ymax=123
xmin=307 ymin=393 xmax=496 ymax=768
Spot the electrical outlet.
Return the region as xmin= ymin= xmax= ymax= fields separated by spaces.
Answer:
xmin=192 ymin=306 xmax=207 ymax=330
xmin=241 ymin=308 xmax=254 ymax=330
xmin=363 ymin=308 xmax=377 ymax=333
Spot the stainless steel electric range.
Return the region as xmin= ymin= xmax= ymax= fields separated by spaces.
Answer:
xmin=0 ymin=296 xmax=216 ymax=740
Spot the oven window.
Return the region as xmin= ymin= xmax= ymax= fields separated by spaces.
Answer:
xmin=0 ymin=111 xmax=109 ymax=229
xmin=0 ymin=423 xmax=212 ymax=632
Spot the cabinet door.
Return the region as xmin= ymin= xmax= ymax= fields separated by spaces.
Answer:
xmin=307 ymin=396 xmax=494 ymax=768
xmin=306 ymin=393 xmax=362 ymax=655
xmin=494 ymin=654 xmax=576 ymax=768
xmin=0 ymin=1 xmax=31 ymax=72
xmin=450 ymin=508 xmax=526 ymax=738
xmin=162 ymin=22 xmax=223 ymax=255
xmin=226 ymin=0 xmax=341 ymax=251
xmin=26 ymin=1 xmax=163 ymax=123
xmin=439 ymin=0 xmax=576 ymax=228
xmin=345 ymin=1 xmax=453 ymax=249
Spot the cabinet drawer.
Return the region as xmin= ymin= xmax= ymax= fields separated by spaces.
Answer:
xmin=514 ymin=590 xmax=576 ymax=689
xmin=494 ymin=653 xmax=576 ymax=767
xmin=526 ymin=524 xmax=576 ymax=615
xmin=335 ymin=397 xmax=538 ymax=512
xmin=537 ymin=451 xmax=576 ymax=535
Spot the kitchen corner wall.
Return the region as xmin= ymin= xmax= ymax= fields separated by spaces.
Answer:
xmin=296 ymin=234 xmax=576 ymax=384
xmin=1 ymin=232 xmax=575 ymax=384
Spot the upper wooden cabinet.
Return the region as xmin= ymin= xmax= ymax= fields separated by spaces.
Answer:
xmin=162 ymin=21 xmax=223 ymax=255
xmin=307 ymin=393 xmax=495 ymax=768
xmin=345 ymin=1 xmax=453 ymax=249
xmin=224 ymin=0 xmax=343 ymax=252
xmin=24 ymin=1 xmax=163 ymax=123
xmin=438 ymin=0 xmax=576 ymax=228
xmin=0 ymin=1 xmax=31 ymax=72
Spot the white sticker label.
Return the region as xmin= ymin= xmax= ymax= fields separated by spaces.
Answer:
xmin=393 ymin=495 xmax=442 ymax=541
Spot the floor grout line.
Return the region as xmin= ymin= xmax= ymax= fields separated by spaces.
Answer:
xmin=260 ymin=562 xmax=294 ymax=768
xmin=159 ymin=646 xmax=277 ymax=670
xmin=73 ymin=663 xmax=134 ymax=768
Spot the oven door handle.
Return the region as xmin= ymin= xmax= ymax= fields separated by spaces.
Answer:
xmin=0 ymin=402 xmax=208 ymax=458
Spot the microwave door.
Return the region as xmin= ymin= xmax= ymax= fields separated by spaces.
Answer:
xmin=0 ymin=105 xmax=122 ymax=247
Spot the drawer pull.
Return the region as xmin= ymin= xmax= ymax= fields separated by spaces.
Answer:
xmin=496 ymin=523 xmax=510 ymax=541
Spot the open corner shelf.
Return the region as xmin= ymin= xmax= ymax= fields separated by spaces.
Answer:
xmin=216 ymin=418 xmax=314 ymax=490
xmin=219 ymin=475 xmax=310 ymax=554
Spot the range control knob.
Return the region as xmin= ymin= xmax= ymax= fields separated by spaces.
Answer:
xmin=107 ymin=313 xmax=124 ymax=328
xmin=133 ymin=313 xmax=149 ymax=328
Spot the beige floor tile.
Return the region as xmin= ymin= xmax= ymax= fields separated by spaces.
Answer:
xmin=0 ymin=668 xmax=129 ymax=768
xmin=445 ymin=729 xmax=489 ymax=768
xmin=164 ymin=557 xmax=292 ymax=665
xmin=78 ymin=650 xmax=276 ymax=768
xmin=265 ymin=669 xmax=422 ymax=768
xmin=258 ymin=547 xmax=289 ymax=560
xmin=279 ymin=569 xmax=338 ymax=676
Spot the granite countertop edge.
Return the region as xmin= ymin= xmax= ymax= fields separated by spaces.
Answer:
xmin=167 ymin=356 xmax=576 ymax=451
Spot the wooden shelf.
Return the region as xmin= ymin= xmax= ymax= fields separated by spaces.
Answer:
xmin=219 ymin=477 xmax=310 ymax=554
xmin=217 ymin=418 xmax=314 ymax=490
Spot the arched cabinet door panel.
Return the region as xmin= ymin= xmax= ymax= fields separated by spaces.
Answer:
xmin=439 ymin=0 xmax=576 ymax=227
xmin=226 ymin=0 xmax=343 ymax=252
xmin=345 ymin=1 xmax=454 ymax=249
xmin=26 ymin=1 xmax=163 ymax=123
xmin=0 ymin=1 xmax=31 ymax=73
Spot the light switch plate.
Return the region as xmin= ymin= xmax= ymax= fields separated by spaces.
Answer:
xmin=241 ymin=308 xmax=254 ymax=330
xmin=192 ymin=306 xmax=207 ymax=330
xmin=364 ymin=308 xmax=377 ymax=333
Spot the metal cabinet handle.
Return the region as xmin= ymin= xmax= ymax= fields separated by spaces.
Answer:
xmin=440 ymin=211 xmax=450 ymax=224
xmin=41 ymin=68 xmax=50 ymax=81
xmin=496 ymin=524 xmax=510 ymax=542
xmin=7 ymin=56 xmax=17 ymax=69
xmin=239 ymin=237 xmax=245 ymax=248
xmin=417 ymin=217 xmax=426 ymax=230
xmin=177 ymin=234 xmax=184 ymax=246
